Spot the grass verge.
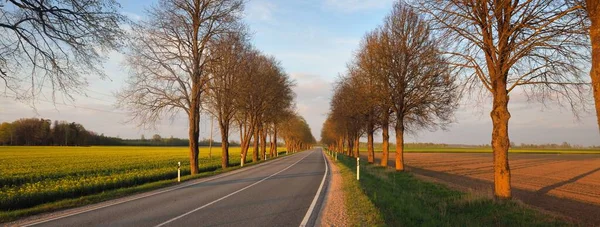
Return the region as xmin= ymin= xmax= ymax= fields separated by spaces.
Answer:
xmin=0 ymin=151 xmax=291 ymax=223
xmin=332 ymin=153 xmax=571 ymax=226
xmin=334 ymin=154 xmax=385 ymax=226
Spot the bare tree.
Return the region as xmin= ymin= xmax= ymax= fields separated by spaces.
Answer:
xmin=205 ymin=30 xmax=249 ymax=169
xmin=117 ymin=0 xmax=243 ymax=174
xmin=575 ymin=0 xmax=600 ymax=133
xmin=0 ymin=0 xmax=125 ymax=102
xmin=234 ymin=51 xmax=293 ymax=165
xmin=379 ymin=3 xmax=458 ymax=171
xmin=354 ymin=30 xmax=393 ymax=164
xmin=418 ymin=0 xmax=590 ymax=198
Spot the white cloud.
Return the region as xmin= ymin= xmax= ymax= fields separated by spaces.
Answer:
xmin=245 ymin=1 xmax=277 ymax=22
xmin=289 ymin=73 xmax=334 ymax=139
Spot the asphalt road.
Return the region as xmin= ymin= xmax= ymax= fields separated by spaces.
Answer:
xmin=14 ymin=148 xmax=328 ymax=227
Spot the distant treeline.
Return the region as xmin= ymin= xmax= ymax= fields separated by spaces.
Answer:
xmin=0 ymin=118 xmax=238 ymax=147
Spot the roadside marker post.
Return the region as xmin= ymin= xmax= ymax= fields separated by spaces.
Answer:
xmin=357 ymin=157 xmax=360 ymax=180
xmin=177 ymin=162 xmax=181 ymax=182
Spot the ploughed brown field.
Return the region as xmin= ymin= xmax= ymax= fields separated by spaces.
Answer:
xmin=363 ymin=152 xmax=600 ymax=224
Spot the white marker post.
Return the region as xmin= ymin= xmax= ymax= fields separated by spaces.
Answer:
xmin=356 ymin=157 xmax=360 ymax=180
xmin=177 ymin=162 xmax=181 ymax=182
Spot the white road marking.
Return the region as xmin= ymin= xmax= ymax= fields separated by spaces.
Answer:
xmin=154 ymin=150 xmax=315 ymax=227
xmin=299 ymin=148 xmax=328 ymax=227
xmin=20 ymin=153 xmax=298 ymax=227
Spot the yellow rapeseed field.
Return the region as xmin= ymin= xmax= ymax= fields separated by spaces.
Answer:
xmin=0 ymin=146 xmax=274 ymax=211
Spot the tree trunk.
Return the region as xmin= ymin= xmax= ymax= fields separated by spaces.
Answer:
xmin=381 ymin=112 xmax=390 ymax=167
xmin=240 ymin=120 xmax=253 ymax=167
xmin=269 ymin=131 xmax=274 ymax=158
xmin=252 ymin=128 xmax=259 ymax=162
xmin=588 ymin=2 xmax=600 ymax=134
xmin=367 ymin=120 xmax=374 ymax=163
xmin=219 ymin=122 xmax=229 ymax=169
xmin=260 ymin=126 xmax=267 ymax=160
xmin=395 ymin=121 xmax=405 ymax=171
xmin=188 ymin=100 xmax=200 ymax=175
xmin=346 ymin=135 xmax=353 ymax=156
xmin=273 ymin=126 xmax=278 ymax=157
xmin=353 ymin=137 xmax=359 ymax=158
xmin=491 ymin=81 xmax=512 ymax=199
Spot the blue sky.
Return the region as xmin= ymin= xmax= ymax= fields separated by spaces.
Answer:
xmin=1 ymin=0 xmax=599 ymax=146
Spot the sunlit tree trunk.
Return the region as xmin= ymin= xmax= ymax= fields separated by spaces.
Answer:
xmin=188 ymin=88 xmax=200 ymax=174
xmin=491 ymin=74 xmax=512 ymax=199
xmin=395 ymin=121 xmax=404 ymax=171
xmin=253 ymin=127 xmax=259 ymax=162
xmin=353 ymin=136 xmax=359 ymax=158
xmin=381 ymin=112 xmax=390 ymax=167
xmin=219 ymin=121 xmax=229 ymax=169
xmin=588 ymin=0 xmax=600 ymax=134
xmin=367 ymin=120 xmax=374 ymax=163
xmin=260 ymin=126 xmax=267 ymax=159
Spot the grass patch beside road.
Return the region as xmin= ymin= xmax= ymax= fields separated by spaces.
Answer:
xmin=334 ymin=154 xmax=385 ymax=226
xmin=333 ymin=153 xmax=570 ymax=226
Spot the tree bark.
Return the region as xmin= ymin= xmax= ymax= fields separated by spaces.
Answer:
xmin=353 ymin=136 xmax=359 ymax=158
xmin=367 ymin=120 xmax=374 ymax=163
xmin=588 ymin=1 xmax=600 ymax=135
xmin=273 ymin=126 xmax=278 ymax=157
xmin=188 ymin=98 xmax=200 ymax=175
xmin=253 ymin=127 xmax=259 ymax=162
xmin=381 ymin=112 xmax=390 ymax=167
xmin=491 ymin=81 xmax=512 ymax=199
xmin=260 ymin=126 xmax=267 ymax=159
xmin=395 ymin=121 xmax=405 ymax=171
xmin=219 ymin=122 xmax=229 ymax=169
xmin=346 ymin=135 xmax=353 ymax=156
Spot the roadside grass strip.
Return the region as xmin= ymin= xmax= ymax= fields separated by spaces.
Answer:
xmin=331 ymin=154 xmax=385 ymax=226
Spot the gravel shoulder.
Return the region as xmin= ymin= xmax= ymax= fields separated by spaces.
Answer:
xmin=319 ymin=154 xmax=348 ymax=227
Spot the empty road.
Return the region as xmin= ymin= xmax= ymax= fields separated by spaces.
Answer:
xmin=13 ymin=149 xmax=328 ymax=227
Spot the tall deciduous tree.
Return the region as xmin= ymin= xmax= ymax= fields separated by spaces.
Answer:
xmin=117 ymin=0 xmax=243 ymax=174
xmin=0 ymin=0 xmax=125 ymax=102
xmin=577 ymin=0 xmax=600 ymax=134
xmin=205 ymin=30 xmax=250 ymax=169
xmin=379 ymin=3 xmax=458 ymax=171
xmin=418 ymin=0 xmax=589 ymax=198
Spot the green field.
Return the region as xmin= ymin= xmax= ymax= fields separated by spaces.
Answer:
xmin=0 ymin=146 xmax=282 ymax=213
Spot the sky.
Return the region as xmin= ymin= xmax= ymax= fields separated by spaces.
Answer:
xmin=1 ymin=0 xmax=599 ymax=146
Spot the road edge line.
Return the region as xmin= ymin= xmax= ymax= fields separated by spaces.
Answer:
xmin=299 ymin=148 xmax=329 ymax=227
xmin=155 ymin=150 xmax=315 ymax=227
xmin=19 ymin=152 xmax=301 ymax=227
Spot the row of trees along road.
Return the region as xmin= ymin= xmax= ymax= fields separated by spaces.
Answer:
xmin=0 ymin=0 xmax=316 ymax=174
xmin=321 ymin=3 xmax=458 ymax=171
xmin=0 ymin=0 xmax=598 ymax=199
xmin=116 ymin=0 xmax=315 ymax=172
xmin=322 ymin=0 xmax=600 ymax=200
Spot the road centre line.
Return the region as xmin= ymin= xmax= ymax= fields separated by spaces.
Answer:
xmin=20 ymin=152 xmax=300 ymax=227
xmin=154 ymin=150 xmax=315 ymax=227
xmin=299 ymin=148 xmax=329 ymax=227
